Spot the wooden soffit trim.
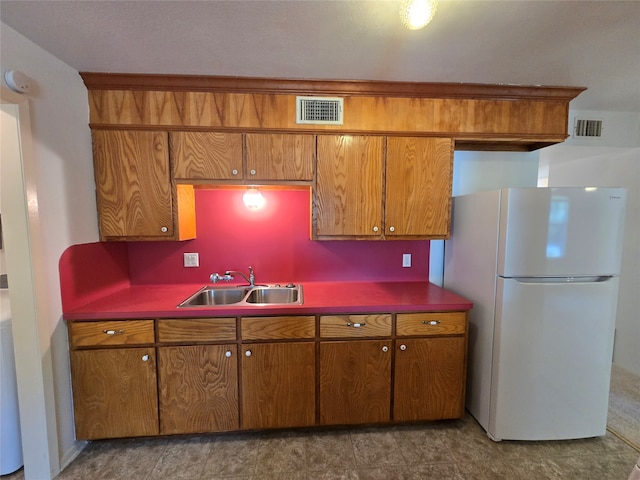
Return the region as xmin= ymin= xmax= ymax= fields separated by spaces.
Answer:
xmin=80 ymin=73 xmax=585 ymax=103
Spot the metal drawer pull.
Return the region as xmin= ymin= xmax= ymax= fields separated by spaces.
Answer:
xmin=346 ymin=322 xmax=366 ymax=328
xmin=103 ymin=329 xmax=125 ymax=335
xmin=423 ymin=320 xmax=441 ymax=326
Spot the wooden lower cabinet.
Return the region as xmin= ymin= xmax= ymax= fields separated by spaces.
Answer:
xmin=68 ymin=310 xmax=467 ymax=439
xmin=241 ymin=342 xmax=316 ymax=430
xmin=319 ymin=340 xmax=392 ymax=425
xmin=158 ymin=344 xmax=239 ymax=434
xmin=70 ymin=348 xmax=159 ymax=439
xmin=393 ymin=337 xmax=466 ymax=422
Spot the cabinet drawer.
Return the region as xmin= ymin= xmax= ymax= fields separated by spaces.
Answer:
xmin=320 ymin=314 xmax=391 ymax=338
xmin=69 ymin=320 xmax=155 ymax=347
xmin=241 ymin=316 xmax=315 ymax=340
xmin=396 ymin=312 xmax=466 ymax=336
xmin=157 ymin=318 xmax=236 ymax=343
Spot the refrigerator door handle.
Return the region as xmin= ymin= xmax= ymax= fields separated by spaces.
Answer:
xmin=503 ymin=275 xmax=614 ymax=284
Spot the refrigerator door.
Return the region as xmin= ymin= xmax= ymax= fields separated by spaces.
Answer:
xmin=490 ymin=276 xmax=619 ymax=441
xmin=498 ymin=187 xmax=626 ymax=277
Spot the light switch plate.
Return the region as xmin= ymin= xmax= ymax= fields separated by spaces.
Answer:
xmin=402 ymin=253 xmax=412 ymax=268
xmin=183 ymin=252 xmax=199 ymax=267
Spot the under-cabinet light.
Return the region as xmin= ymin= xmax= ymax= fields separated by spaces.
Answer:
xmin=243 ymin=187 xmax=266 ymax=210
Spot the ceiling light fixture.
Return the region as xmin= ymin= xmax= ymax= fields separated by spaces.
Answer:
xmin=242 ymin=187 xmax=265 ymax=210
xmin=399 ymin=0 xmax=438 ymax=30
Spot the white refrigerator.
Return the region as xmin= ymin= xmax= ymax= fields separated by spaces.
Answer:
xmin=444 ymin=187 xmax=626 ymax=441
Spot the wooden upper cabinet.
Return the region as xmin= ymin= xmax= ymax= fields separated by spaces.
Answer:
xmin=385 ymin=137 xmax=453 ymax=238
xmin=315 ymin=135 xmax=384 ymax=238
xmin=93 ymin=130 xmax=194 ymax=241
xmin=245 ymin=133 xmax=315 ymax=181
xmin=171 ymin=131 xmax=243 ymax=180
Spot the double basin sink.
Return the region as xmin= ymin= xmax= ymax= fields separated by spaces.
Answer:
xmin=178 ymin=283 xmax=303 ymax=308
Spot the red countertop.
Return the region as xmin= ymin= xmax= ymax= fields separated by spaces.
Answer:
xmin=62 ymin=281 xmax=473 ymax=321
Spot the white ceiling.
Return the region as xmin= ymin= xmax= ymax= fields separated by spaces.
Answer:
xmin=1 ymin=0 xmax=639 ymax=112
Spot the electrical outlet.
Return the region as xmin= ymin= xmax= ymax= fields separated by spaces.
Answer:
xmin=183 ymin=252 xmax=199 ymax=267
xmin=402 ymin=253 xmax=412 ymax=268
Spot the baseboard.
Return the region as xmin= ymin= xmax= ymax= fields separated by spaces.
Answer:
xmin=59 ymin=440 xmax=87 ymax=471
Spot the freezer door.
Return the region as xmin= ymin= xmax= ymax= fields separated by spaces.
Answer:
xmin=498 ymin=187 xmax=626 ymax=277
xmin=490 ymin=276 xmax=619 ymax=441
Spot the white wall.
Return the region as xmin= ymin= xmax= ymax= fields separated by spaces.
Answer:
xmin=540 ymin=112 xmax=640 ymax=376
xmin=429 ymin=150 xmax=539 ymax=285
xmin=1 ymin=23 xmax=99 ymax=476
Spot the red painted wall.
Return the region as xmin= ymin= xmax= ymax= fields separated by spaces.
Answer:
xmin=127 ymin=188 xmax=430 ymax=284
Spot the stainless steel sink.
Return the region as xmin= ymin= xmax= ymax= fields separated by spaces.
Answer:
xmin=246 ymin=286 xmax=300 ymax=304
xmin=178 ymin=284 xmax=303 ymax=308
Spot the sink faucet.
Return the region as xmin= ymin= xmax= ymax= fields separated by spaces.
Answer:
xmin=210 ymin=266 xmax=255 ymax=286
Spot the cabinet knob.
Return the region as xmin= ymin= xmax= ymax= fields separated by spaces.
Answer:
xmin=373 ymin=226 xmax=379 ymax=232
xmin=250 ymin=169 xmax=256 ymax=175
xmin=232 ymin=169 xmax=239 ymax=175
xmin=245 ymin=350 xmax=252 ymax=357
xmin=225 ymin=351 xmax=232 ymax=358
xmin=389 ymin=226 xmax=395 ymax=232
xmin=141 ymin=354 xmax=150 ymax=362
xmin=160 ymin=226 xmax=168 ymax=233
xmin=399 ymin=344 xmax=407 ymax=351
xmin=382 ymin=345 xmax=389 ymax=352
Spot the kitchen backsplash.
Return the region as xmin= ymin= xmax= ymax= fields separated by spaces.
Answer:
xmin=128 ymin=188 xmax=430 ymax=284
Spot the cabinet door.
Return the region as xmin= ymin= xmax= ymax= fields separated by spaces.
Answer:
xmin=241 ymin=342 xmax=315 ymax=429
xmin=71 ymin=348 xmax=159 ymax=439
xmin=172 ymin=131 xmax=243 ymax=180
xmin=158 ymin=345 xmax=238 ymax=434
xmin=246 ymin=133 xmax=315 ymax=181
xmin=385 ymin=137 xmax=453 ymax=237
xmin=393 ymin=337 xmax=466 ymax=422
xmin=93 ymin=130 xmax=173 ymax=239
xmin=315 ymin=135 xmax=384 ymax=237
xmin=319 ymin=340 xmax=391 ymax=425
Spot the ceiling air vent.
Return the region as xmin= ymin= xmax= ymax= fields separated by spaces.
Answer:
xmin=296 ymin=96 xmax=344 ymax=125
xmin=574 ymin=119 xmax=603 ymax=138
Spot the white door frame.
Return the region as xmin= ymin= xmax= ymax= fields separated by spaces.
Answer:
xmin=1 ymin=86 xmax=60 ymax=479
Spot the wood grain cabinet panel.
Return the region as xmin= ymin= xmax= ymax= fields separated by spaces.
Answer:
xmin=171 ymin=131 xmax=243 ymax=180
xmin=69 ymin=320 xmax=155 ymax=347
xmin=157 ymin=318 xmax=236 ymax=343
xmin=393 ymin=337 xmax=466 ymax=421
xmin=385 ymin=137 xmax=453 ymax=237
xmin=241 ymin=342 xmax=316 ymax=430
xmin=396 ymin=312 xmax=466 ymax=336
xmin=315 ymin=135 xmax=384 ymax=237
xmin=319 ymin=340 xmax=391 ymax=425
xmin=158 ymin=345 xmax=239 ymax=434
xmin=245 ymin=133 xmax=315 ymax=181
xmin=70 ymin=348 xmax=159 ymax=439
xmin=319 ymin=314 xmax=391 ymax=338
xmin=92 ymin=129 xmax=195 ymax=241
xmin=241 ymin=315 xmax=315 ymax=340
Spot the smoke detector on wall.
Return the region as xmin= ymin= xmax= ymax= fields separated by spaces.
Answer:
xmin=4 ymin=70 xmax=31 ymax=94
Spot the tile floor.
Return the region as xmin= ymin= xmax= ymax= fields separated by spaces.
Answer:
xmin=3 ymin=413 xmax=638 ymax=480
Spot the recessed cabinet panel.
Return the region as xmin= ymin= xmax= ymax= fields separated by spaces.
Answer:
xmin=93 ymin=130 xmax=173 ymax=238
xmin=386 ymin=137 xmax=453 ymax=237
xmin=246 ymin=133 xmax=315 ymax=181
xmin=159 ymin=345 xmax=239 ymax=434
xmin=241 ymin=342 xmax=316 ymax=429
xmin=316 ymin=135 xmax=384 ymax=237
xmin=71 ymin=348 xmax=159 ymax=439
xmin=393 ymin=337 xmax=466 ymax=422
xmin=172 ymin=131 xmax=243 ymax=180
xmin=319 ymin=340 xmax=391 ymax=425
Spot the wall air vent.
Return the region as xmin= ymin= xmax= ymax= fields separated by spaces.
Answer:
xmin=296 ymin=96 xmax=344 ymax=125
xmin=574 ymin=119 xmax=603 ymax=138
